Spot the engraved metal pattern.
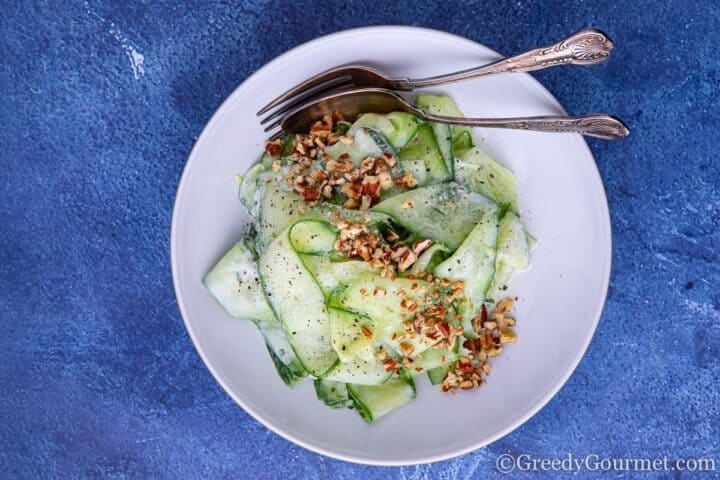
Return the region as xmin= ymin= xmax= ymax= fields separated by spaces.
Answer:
xmin=407 ymin=29 xmax=614 ymax=87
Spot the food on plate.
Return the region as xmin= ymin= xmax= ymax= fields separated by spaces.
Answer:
xmin=204 ymin=93 xmax=534 ymax=422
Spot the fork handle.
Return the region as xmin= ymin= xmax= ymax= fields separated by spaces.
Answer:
xmin=398 ymin=29 xmax=613 ymax=89
xmin=413 ymin=110 xmax=629 ymax=140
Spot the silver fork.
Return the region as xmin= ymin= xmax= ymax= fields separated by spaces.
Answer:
xmin=257 ymin=28 xmax=613 ymax=124
xmin=266 ymin=88 xmax=629 ymax=141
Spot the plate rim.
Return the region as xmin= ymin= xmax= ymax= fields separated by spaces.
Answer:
xmin=170 ymin=25 xmax=612 ymax=466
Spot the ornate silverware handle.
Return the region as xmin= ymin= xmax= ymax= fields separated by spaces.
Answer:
xmin=414 ymin=111 xmax=629 ymax=140
xmin=401 ymin=28 xmax=613 ymax=88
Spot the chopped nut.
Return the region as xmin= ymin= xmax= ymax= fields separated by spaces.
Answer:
xmin=473 ymin=304 xmax=488 ymax=332
xmin=486 ymin=346 xmax=503 ymax=357
xmin=412 ymin=239 xmax=433 ymax=256
xmin=309 ymin=170 xmax=328 ymax=183
xmin=340 ymin=182 xmax=362 ymax=200
xmin=320 ymin=183 xmax=333 ymax=198
xmin=399 ymin=342 xmax=414 ymax=356
xmin=495 ymin=297 xmax=514 ymax=314
xmin=437 ymin=322 xmax=450 ymax=338
xmin=361 ymin=176 xmax=381 ymax=201
xmin=299 ymin=188 xmax=319 ymax=201
xmin=397 ymin=250 xmax=418 ymax=272
xmin=382 ymin=359 xmax=399 ymax=372
xmin=327 ymin=159 xmax=354 ymax=173
xmin=395 ymin=172 xmax=417 ymax=188
xmin=383 ymin=152 xmax=397 ymax=168
xmin=360 ymin=157 xmax=376 ymax=174
xmin=388 ymin=244 xmax=408 ymax=261
xmin=378 ymin=171 xmax=393 ymax=189
xmin=310 ymin=117 xmax=332 ymax=138
xmin=499 ymin=327 xmax=517 ymax=343
xmin=359 ymin=194 xmax=372 ymax=211
xmin=265 ymin=139 xmax=282 ymax=156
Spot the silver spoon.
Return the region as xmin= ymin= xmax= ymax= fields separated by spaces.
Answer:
xmin=268 ymin=88 xmax=629 ymax=141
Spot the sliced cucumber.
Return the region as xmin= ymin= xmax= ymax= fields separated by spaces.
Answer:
xmin=434 ymin=208 xmax=499 ymax=334
xmin=255 ymin=173 xmax=306 ymax=253
xmin=414 ymin=346 xmax=458 ymax=372
xmin=314 ymin=379 xmax=352 ymax=408
xmin=397 ymin=123 xmax=450 ymax=184
xmin=328 ymin=307 xmax=375 ymax=363
xmin=301 ymin=255 xmax=372 ymax=296
xmin=373 ymin=182 xmax=497 ymax=250
xmin=324 ymin=357 xmax=391 ymax=386
xmin=324 ymin=128 xmax=383 ymax=164
xmin=330 ymin=272 xmax=436 ymax=357
xmin=238 ymin=162 xmax=268 ymax=218
xmin=410 ymin=243 xmax=450 ymax=275
xmin=348 ymin=375 xmax=416 ymax=422
xmin=330 ymin=272 xmax=420 ymax=324
xmin=280 ymin=134 xmax=295 ymax=156
xmin=266 ymin=344 xmax=307 ymax=386
xmin=255 ymin=181 xmax=390 ymax=254
xmin=427 ymin=365 xmax=450 ymax=385
xmin=455 ymin=146 xmax=519 ymax=212
xmin=203 ymin=240 xmax=274 ymax=322
xmin=400 ymin=159 xmax=429 ymax=186
xmin=289 ymin=220 xmax=338 ymax=255
xmin=415 ymin=335 xmax=459 ymax=385
xmin=348 ymin=112 xmax=420 ymax=150
xmin=367 ymin=129 xmax=396 ymax=157
xmin=329 ymin=259 xmax=373 ymax=286
xmin=452 ymin=130 xmax=473 ymax=157
xmin=486 ymin=211 xmax=532 ymax=302
xmin=203 ymin=239 xmax=306 ymax=385
xmin=335 ymin=120 xmax=352 ymax=136
xmin=259 ymin=225 xmax=338 ymax=377
xmin=415 ymin=93 xmax=473 ymax=175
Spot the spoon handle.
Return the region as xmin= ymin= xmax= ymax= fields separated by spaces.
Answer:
xmin=413 ymin=109 xmax=629 ymax=140
xmin=400 ymin=29 xmax=613 ymax=89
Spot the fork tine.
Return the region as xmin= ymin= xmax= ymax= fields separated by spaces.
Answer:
xmin=267 ymin=129 xmax=284 ymax=141
xmin=263 ymin=117 xmax=283 ymax=133
xmin=259 ymin=76 xmax=354 ymax=124
xmin=256 ymin=66 xmax=358 ymax=116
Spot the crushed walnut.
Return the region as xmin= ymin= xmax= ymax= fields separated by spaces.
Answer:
xmin=264 ymin=113 xmax=416 ymax=211
xmin=377 ymin=274 xmax=468 ymax=369
xmin=332 ymin=221 xmax=434 ymax=278
xmin=441 ymin=297 xmax=518 ymax=393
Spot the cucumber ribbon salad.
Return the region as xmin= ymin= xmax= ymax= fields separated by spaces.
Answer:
xmin=204 ymin=94 xmax=534 ymax=423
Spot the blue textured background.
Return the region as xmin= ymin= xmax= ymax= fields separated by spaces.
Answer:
xmin=1 ymin=1 xmax=719 ymax=478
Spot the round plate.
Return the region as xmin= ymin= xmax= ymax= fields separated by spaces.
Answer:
xmin=171 ymin=26 xmax=611 ymax=466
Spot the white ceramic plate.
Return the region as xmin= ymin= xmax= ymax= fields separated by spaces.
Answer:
xmin=171 ymin=26 xmax=611 ymax=466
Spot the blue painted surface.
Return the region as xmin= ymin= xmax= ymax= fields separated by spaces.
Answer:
xmin=1 ymin=1 xmax=719 ymax=478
